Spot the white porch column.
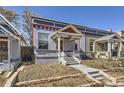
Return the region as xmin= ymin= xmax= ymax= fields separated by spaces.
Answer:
xmin=118 ymin=41 xmax=122 ymax=58
xmin=8 ymin=39 xmax=11 ymax=70
xmin=93 ymin=41 xmax=95 ymax=52
xmin=78 ymin=39 xmax=80 ymax=51
xmin=108 ymin=41 xmax=112 ymax=59
xmin=58 ymin=37 xmax=61 ymax=57
xmin=19 ymin=39 xmax=21 ymax=62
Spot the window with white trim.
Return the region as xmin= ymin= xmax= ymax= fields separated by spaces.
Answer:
xmin=38 ymin=33 xmax=48 ymax=49
xmin=90 ymin=39 xmax=94 ymax=51
xmin=0 ymin=41 xmax=8 ymax=62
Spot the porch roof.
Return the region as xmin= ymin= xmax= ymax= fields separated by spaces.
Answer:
xmin=51 ymin=25 xmax=82 ymax=40
xmin=0 ymin=27 xmax=7 ymax=36
xmin=0 ymin=14 xmax=21 ymax=40
xmin=95 ymin=34 xmax=121 ymax=42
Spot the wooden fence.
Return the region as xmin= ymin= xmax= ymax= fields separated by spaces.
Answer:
xmin=21 ymin=46 xmax=34 ymax=62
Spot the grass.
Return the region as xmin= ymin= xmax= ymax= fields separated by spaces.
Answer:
xmin=105 ymin=68 xmax=124 ymax=78
xmin=27 ymin=76 xmax=93 ymax=87
xmin=17 ymin=64 xmax=94 ymax=87
xmin=81 ymin=59 xmax=121 ymax=70
xmin=18 ymin=64 xmax=82 ymax=82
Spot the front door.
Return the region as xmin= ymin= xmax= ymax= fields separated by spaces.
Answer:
xmin=112 ymin=44 xmax=119 ymax=57
xmin=60 ymin=40 xmax=64 ymax=51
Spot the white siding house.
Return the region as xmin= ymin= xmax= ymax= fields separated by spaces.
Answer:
xmin=32 ymin=16 xmax=115 ymax=65
xmin=0 ymin=14 xmax=21 ymax=71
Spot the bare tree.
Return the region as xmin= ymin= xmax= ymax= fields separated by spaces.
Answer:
xmin=0 ymin=7 xmax=20 ymax=29
xmin=23 ymin=8 xmax=33 ymax=46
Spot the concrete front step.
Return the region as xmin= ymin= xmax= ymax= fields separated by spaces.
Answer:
xmin=64 ymin=57 xmax=79 ymax=65
xmin=90 ymin=72 xmax=102 ymax=77
xmin=88 ymin=71 xmax=106 ymax=80
xmin=64 ymin=57 xmax=73 ymax=59
xmin=92 ymin=74 xmax=104 ymax=78
xmin=66 ymin=62 xmax=79 ymax=65
xmin=95 ymin=77 xmax=106 ymax=81
xmin=65 ymin=59 xmax=76 ymax=61
xmin=70 ymin=64 xmax=107 ymax=81
xmin=65 ymin=60 xmax=76 ymax=61
xmin=88 ymin=71 xmax=99 ymax=74
xmin=66 ymin=60 xmax=77 ymax=63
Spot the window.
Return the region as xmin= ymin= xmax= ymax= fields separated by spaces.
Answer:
xmin=0 ymin=41 xmax=8 ymax=62
xmin=90 ymin=39 xmax=94 ymax=51
xmin=55 ymin=23 xmax=66 ymax=28
xmin=38 ymin=33 xmax=48 ymax=49
xmin=98 ymin=42 xmax=108 ymax=51
xmin=34 ymin=19 xmax=54 ymax=26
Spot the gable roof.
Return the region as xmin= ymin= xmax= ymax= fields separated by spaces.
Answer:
xmin=0 ymin=27 xmax=7 ymax=35
xmin=57 ymin=25 xmax=82 ymax=35
xmin=0 ymin=14 xmax=21 ymax=37
xmin=50 ymin=25 xmax=82 ymax=38
xmin=95 ymin=34 xmax=121 ymax=42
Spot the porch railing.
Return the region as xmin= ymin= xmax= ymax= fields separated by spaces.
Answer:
xmin=96 ymin=51 xmax=110 ymax=59
xmin=60 ymin=50 xmax=84 ymax=58
xmin=35 ymin=49 xmax=84 ymax=59
xmin=63 ymin=51 xmax=73 ymax=57
xmin=0 ymin=58 xmax=20 ymax=71
xmin=35 ymin=49 xmax=58 ymax=58
xmin=73 ymin=51 xmax=84 ymax=58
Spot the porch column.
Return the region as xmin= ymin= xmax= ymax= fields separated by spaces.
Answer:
xmin=58 ymin=37 xmax=61 ymax=57
xmin=8 ymin=39 xmax=11 ymax=70
xmin=108 ymin=41 xmax=112 ymax=59
xmin=19 ymin=39 xmax=21 ymax=62
xmin=118 ymin=41 xmax=122 ymax=58
xmin=93 ymin=41 xmax=95 ymax=52
xmin=78 ymin=39 xmax=80 ymax=51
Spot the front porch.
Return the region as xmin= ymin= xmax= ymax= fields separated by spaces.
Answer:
xmin=94 ymin=34 xmax=122 ymax=60
xmin=0 ymin=30 xmax=20 ymax=71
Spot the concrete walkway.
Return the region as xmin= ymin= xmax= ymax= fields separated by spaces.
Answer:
xmin=70 ymin=64 xmax=107 ymax=81
xmin=70 ymin=64 xmax=100 ymax=74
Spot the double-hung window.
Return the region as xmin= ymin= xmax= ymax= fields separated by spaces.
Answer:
xmin=0 ymin=41 xmax=8 ymax=62
xmin=90 ymin=39 xmax=94 ymax=51
xmin=38 ymin=33 xmax=48 ymax=49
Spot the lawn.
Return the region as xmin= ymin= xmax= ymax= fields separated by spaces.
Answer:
xmin=81 ymin=59 xmax=121 ymax=70
xmin=17 ymin=64 xmax=94 ymax=87
xmin=105 ymin=68 xmax=124 ymax=78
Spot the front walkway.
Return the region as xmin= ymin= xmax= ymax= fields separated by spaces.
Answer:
xmin=70 ymin=64 xmax=107 ymax=81
xmin=70 ymin=64 xmax=99 ymax=74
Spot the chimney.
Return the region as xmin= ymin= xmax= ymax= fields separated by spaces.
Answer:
xmin=107 ymin=28 xmax=112 ymax=32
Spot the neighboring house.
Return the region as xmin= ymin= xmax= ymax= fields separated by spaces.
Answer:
xmin=94 ymin=34 xmax=122 ymax=60
xmin=31 ymin=16 xmax=115 ymax=65
xmin=116 ymin=30 xmax=124 ymax=57
xmin=0 ymin=14 xmax=21 ymax=71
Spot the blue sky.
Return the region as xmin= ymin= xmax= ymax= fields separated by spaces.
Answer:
xmin=3 ymin=6 xmax=124 ymax=32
